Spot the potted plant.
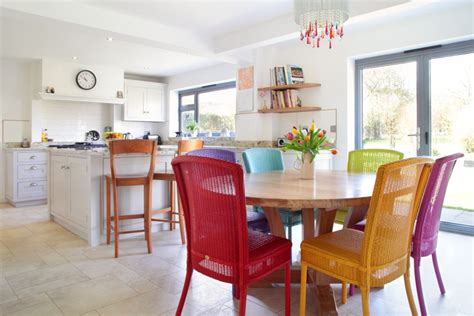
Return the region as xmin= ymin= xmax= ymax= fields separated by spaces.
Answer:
xmin=282 ymin=121 xmax=337 ymax=179
xmin=186 ymin=120 xmax=199 ymax=138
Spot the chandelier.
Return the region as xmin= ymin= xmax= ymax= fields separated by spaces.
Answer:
xmin=294 ymin=0 xmax=349 ymax=49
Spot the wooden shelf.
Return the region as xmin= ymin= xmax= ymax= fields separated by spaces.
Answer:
xmin=38 ymin=92 xmax=125 ymax=105
xmin=258 ymin=83 xmax=321 ymax=92
xmin=258 ymin=106 xmax=322 ymax=114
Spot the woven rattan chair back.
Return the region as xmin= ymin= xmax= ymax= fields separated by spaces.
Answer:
xmin=361 ymin=157 xmax=433 ymax=286
xmin=187 ymin=148 xmax=236 ymax=163
xmin=348 ymin=148 xmax=404 ymax=173
xmin=242 ymin=148 xmax=284 ymax=173
xmin=412 ymin=153 xmax=464 ymax=257
xmin=172 ymin=156 xmax=248 ymax=283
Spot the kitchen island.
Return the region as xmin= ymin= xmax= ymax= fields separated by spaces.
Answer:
xmin=48 ymin=147 xmax=175 ymax=246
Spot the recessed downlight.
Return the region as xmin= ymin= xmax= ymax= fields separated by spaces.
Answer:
xmin=107 ymin=37 xmax=113 ymax=41
xmin=72 ymin=56 xmax=78 ymax=60
xmin=144 ymin=66 xmax=150 ymax=70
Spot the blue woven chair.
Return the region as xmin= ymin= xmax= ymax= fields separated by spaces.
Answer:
xmin=188 ymin=148 xmax=270 ymax=233
xmin=242 ymin=148 xmax=311 ymax=240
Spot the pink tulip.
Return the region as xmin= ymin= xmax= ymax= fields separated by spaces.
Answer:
xmin=287 ymin=132 xmax=294 ymax=140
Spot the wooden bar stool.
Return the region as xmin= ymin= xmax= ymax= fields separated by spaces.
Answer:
xmin=106 ymin=139 xmax=156 ymax=258
xmin=151 ymin=139 xmax=203 ymax=245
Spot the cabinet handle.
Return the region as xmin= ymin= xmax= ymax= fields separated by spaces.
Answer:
xmin=30 ymin=166 xmax=38 ymax=170
xmin=60 ymin=165 xmax=65 ymax=169
xmin=30 ymin=183 xmax=38 ymax=187
xmin=65 ymin=166 xmax=70 ymax=170
xmin=30 ymin=155 xmax=37 ymax=160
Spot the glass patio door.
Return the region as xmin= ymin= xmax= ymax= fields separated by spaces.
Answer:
xmin=356 ymin=41 xmax=474 ymax=234
xmin=360 ymin=61 xmax=419 ymax=157
xmin=430 ymin=52 xmax=474 ymax=232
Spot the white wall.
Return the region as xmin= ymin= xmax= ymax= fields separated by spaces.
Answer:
xmin=239 ymin=1 xmax=474 ymax=169
xmin=0 ymin=58 xmax=37 ymax=202
xmin=41 ymin=59 xmax=123 ymax=99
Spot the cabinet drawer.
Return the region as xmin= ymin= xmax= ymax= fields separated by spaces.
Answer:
xmin=17 ymin=164 xmax=47 ymax=180
xmin=18 ymin=180 xmax=47 ymax=199
xmin=17 ymin=152 xmax=48 ymax=164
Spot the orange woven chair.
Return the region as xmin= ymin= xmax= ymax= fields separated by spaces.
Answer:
xmin=172 ymin=156 xmax=292 ymax=316
xmin=299 ymin=158 xmax=433 ymax=316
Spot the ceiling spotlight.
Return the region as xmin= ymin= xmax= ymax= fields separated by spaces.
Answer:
xmin=144 ymin=67 xmax=150 ymax=70
xmin=72 ymin=56 xmax=78 ymax=60
xmin=107 ymin=37 xmax=113 ymax=41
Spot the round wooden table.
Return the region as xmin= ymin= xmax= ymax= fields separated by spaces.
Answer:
xmin=155 ymin=169 xmax=376 ymax=315
xmin=245 ymin=169 xmax=376 ymax=315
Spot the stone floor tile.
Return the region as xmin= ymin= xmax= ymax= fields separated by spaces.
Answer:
xmin=47 ymin=275 xmax=137 ymax=315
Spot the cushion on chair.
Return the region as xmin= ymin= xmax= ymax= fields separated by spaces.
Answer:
xmin=248 ymin=230 xmax=292 ymax=281
xmin=301 ymin=229 xmax=364 ymax=284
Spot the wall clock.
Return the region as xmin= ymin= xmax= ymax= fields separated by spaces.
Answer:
xmin=76 ymin=70 xmax=97 ymax=90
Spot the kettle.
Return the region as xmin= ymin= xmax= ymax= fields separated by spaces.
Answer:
xmin=123 ymin=132 xmax=133 ymax=140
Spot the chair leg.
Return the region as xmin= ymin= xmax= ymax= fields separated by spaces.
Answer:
xmin=285 ymin=262 xmax=291 ymax=316
xmin=176 ymin=265 xmax=193 ymax=316
xmin=106 ymin=179 xmax=111 ymax=245
xmin=414 ymin=257 xmax=427 ymax=316
xmin=113 ymin=201 xmax=119 ymax=259
xmin=404 ymin=270 xmax=418 ymax=316
xmin=232 ymin=284 xmax=240 ymax=300
xmin=287 ymin=215 xmax=293 ymax=241
xmin=144 ymin=183 xmax=153 ymax=254
xmin=178 ymin=198 xmax=186 ymax=245
xmin=432 ymin=251 xmax=446 ymax=295
xmin=349 ymin=284 xmax=355 ymax=296
xmin=239 ymin=283 xmax=247 ymax=316
xmin=299 ymin=262 xmax=308 ymax=316
xmin=360 ymin=286 xmax=370 ymax=316
xmin=169 ymin=181 xmax=175 ymax=231
xmin=341 ymin=281 xmax=347 ymax=305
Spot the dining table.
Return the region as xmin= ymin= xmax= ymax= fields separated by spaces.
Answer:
xmin=154 ymin=168 xmax=376 ymax=315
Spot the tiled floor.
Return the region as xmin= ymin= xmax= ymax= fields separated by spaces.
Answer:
xmin=0 ymin=203 xmax=473 ymax=316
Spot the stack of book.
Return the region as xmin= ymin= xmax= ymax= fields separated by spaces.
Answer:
xmin=269 ymin=65 xmax=304 ymax=86
xmin=270 ymin=89 xmax=300 ymax=109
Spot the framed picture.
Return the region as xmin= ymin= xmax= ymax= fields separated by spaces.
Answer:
xmin=236 ymin=66 xmax=254 ymax=112
xmin=287 ymin=65 xmax=305 ymax=83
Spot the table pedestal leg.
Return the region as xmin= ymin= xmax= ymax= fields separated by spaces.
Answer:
xmin=303 ymin=207 xmax=338 ymax=316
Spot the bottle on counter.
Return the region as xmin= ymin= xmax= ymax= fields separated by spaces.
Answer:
xmin=41 ymin=129 xmax=48 ymax=142
xmin=21 ymin=138 xmax=30 ymax=148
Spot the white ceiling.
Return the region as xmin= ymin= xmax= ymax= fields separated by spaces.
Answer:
xmin=0 ymin=0 xmax=443 ymax=78
xmin=81 ymin=0 xmax=294 ymax=37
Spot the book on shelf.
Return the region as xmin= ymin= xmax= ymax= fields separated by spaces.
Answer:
xmin=269 ymin=65 xmax=305 ymax=86
xmin=270 ymin=89 xmax=300 ymax=109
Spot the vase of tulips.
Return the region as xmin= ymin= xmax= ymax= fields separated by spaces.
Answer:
xmin=282 ymin=121 xmax=337 ymax=179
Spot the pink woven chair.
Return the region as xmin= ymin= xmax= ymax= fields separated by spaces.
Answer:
xmin=172 ymin=156 xmax=292 ymax=316
xmin=352 ymin=153 xmax=464 ymax=315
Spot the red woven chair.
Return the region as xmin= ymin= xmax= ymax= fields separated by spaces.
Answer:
xmin=172 ymin=156 xmax=292 ymax=316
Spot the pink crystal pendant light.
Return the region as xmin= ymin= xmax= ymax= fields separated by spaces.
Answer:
xmin=294 ymin=0 xmax=349 ymax=49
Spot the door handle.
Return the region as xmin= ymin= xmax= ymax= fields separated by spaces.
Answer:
xmin=407 ymin=127 xmax=421 ymax=150
xmin=30 ymin=166 xmax=38 ymax=170
xmin=30 ymin=183 xmax=38 ymax=187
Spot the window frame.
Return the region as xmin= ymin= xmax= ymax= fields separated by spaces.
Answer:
xmin=178 ymin=81 xmax=236 ymax=134
xmin=354 ymin=40 xmax=474 ymax=154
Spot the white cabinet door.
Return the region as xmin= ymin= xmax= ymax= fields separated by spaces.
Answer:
xmin=124 ymin=85 xmax=146 ymax=121
xmin=68 ymin=157 xmax=89 ymax=227
xmin=50 ymin=155 xmax=67 ymax=218
xmin=145 ymin=88 xmax=165 ymax=122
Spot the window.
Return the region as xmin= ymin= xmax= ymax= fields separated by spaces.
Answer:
xmin=178 ymin=82 xmax=236 ymax=136
xmin=355 ymin=40 xmax=474 ymax=234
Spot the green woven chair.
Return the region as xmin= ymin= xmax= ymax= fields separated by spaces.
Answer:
xmin=335 ymin=148 xmax=405 ymax=225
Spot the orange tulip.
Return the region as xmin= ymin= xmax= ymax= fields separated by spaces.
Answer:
xmin=317 ymin=131 xmax=324 ymax=138
xmin=330 ymin=149 xmax=338 ymax=155
xmin=304 ymin=135 xmax=310 ymax=142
